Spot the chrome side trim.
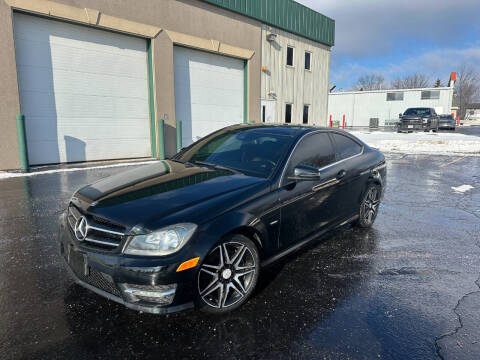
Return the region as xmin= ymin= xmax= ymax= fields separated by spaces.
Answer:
xmin=312 ymin=178 xmax=340 ymax=192
xmin=278 ymin=130 xmax=364 ymax=188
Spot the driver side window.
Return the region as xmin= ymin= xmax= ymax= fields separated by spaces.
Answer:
xmin=285 ymin=132 xmax=335 ymax=179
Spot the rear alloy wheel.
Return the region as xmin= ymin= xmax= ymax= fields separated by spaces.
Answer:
xmin=358 ymin=184 xmax=381 ymax=228
xmin=196 ymin=235 xmax=259 ymax=313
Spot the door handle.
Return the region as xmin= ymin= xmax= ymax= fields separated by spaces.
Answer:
xmin=336 ymin=170 xmax=347 ymax=180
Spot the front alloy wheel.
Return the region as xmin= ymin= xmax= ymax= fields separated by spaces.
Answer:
xmin=196 ymin=235 xmax=259 ymax=313
xmin=358 ymin=184 xmax=381 ymax=228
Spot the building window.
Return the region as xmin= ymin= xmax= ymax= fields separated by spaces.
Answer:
xmin=303 ymin=105 xmax=309 ymax=124
xmin=286 ymin=46 xmax=294 ymax=67
xmin=262 ymin=105 xmax=266 ymax=123
xmin=305 ymin=52 xmax=311 ymax=70
xmin=386 ymin=92 xmax=404 ymax=101
xmin=421 ymin=90 xmax=440 ymax=100
xmin=285 ymin=104 xmax=292 ymax=123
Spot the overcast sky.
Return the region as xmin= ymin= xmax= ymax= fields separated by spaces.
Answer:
xmin=296 ymin=0 xmax=480 ymax=90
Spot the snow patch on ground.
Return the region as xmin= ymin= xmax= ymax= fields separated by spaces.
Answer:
xmin=451 ymin=185 xmax=474 ymax=193
xmin=349 ymin=131 xmax=480 ymax=156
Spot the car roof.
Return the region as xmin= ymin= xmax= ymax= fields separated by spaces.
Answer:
xmin=227 ymin=124 xmax=334 ymax=137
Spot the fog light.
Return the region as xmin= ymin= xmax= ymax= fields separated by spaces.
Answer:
xmin=119 ymin=283 xmax=176 ymax=305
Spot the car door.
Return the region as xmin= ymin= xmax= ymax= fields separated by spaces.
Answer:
xmin=329 ymin=132 xmax=365 ymax=220
xmin=278 ymin=132 xmax=339 ymax=249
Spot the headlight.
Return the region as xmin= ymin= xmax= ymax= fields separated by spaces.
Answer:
xmin=124 ymin=223 xmax=197 ymax=256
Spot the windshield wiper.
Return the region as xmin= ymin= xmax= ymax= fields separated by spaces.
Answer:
xmin=191 ymin=161 xmax=238 ymax=173
xmin=169 ymin=158 xmax=186 ymax=164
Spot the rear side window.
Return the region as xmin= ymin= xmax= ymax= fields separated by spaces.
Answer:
xmin=286 ymin=133 xmax=335 ymax=176
xmin=331 ymin=133 xmax=362 ymax=161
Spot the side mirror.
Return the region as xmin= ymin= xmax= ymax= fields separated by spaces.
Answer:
xmin=288 ymin=164 xmax=321 ymax=181
xmin=399 ymin=113 xmax=403 ymax=118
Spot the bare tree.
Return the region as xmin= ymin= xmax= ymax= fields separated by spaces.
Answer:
xmin=391 ymin=73 xmax=430 ymax=89
xmin=455 ymin=64 xmax=480 ymax=119
xmin=434 ymin=79 xmax=442 ymax=88
xmin=352 ymin=73 xmax=385 ymax=91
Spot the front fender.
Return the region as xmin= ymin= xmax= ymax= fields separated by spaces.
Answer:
xmin=198 ymin=210 xmax=274 ymax=260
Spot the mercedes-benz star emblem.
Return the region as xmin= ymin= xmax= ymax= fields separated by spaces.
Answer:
xmin=74 ymin=216 xmax=88 ymax=241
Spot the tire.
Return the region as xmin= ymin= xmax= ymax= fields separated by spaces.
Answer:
xmin=357 ymin=184 xmax=381 ymax=228
xmin=195 ymin=234 xmax=260 ymax=314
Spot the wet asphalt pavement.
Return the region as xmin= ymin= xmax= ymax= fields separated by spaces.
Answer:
xmin=1 ymin=154 xmax=479 ymax=359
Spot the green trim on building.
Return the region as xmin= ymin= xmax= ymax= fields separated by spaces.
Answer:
xmin=176 ymin=120 xmax=183 ymax=152
xmin=200 ymin=0 xmax=335 ymax=46
xmin=16 ymin=114 xmax=29 ymax=171
xmin=244 ymin=60 xmax=248 ymax=123
xmin=147 ymin=39 xmax=157 ymax=158
xmin=157 ymin=117 xmax=165 ymax=160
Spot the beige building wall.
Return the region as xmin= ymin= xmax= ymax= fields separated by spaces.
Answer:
xmin=261 ymin=25 xmax=331 ymax=126
xmin=0 ymin=0 xmax=262 ymax=169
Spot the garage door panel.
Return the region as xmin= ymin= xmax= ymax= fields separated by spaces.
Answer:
xmin=26 ymin=141 xmax=62 ymax=165
xmin=14 ymin=38 xmax=55 ymax=68
xmin=17 ymin=66 xmax=149 ymax=99
xmin=49 ymin=70 xmax=148 ymax=99
xmin=15 ymin=14 xmax=146 ymax=56
xmin=16 ymin=36 xmax=147 ymax=79
xmin=17 ymin=66 xmax=55 ymax=93
xmin=24 ymin=117 xmax=58 ymax=142
xmin=184 ymin=54 xmax=243 ymax=72
xmin=49 ymin=42 xmax=147 ymax=79
xmin=190 ymin=88 xmax=243 ymax=107
xmin=56 ymin=121 xmax=150 ymax=140
xmin=189 ymin=69 xmax=243 ymax=90
xmin=191 ymin=104 xmax=243 ymax=122
xmin=53 ymin=95 xmax=149 ymax=119
xmin=174 ymin=46 xmax=244 ymax=147
xmin=14 ymin=13 xmax=151 ymax=165
xmin=27 ymin=138 xmax=151 ymax=164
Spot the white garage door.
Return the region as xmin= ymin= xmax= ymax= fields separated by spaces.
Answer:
xmin=174 ymin=47 xmax=244 ymax=147
xmin=13 ymin=13 xmax=151 ymax=165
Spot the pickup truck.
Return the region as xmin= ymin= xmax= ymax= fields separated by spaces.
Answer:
xmin=398 ymin=108 xmax=439 ymax=133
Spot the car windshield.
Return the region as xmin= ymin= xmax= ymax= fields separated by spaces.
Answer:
xmin=404 ymin=108 xmax=431 ymax=116
xmin=440 ymin=115 xmax=454 ymax=119
xmin=173 ymin=128 xmax=294 ymax=178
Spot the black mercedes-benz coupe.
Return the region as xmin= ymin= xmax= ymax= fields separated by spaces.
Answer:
xmin=58 ymin=125 xmax=386 ymax=314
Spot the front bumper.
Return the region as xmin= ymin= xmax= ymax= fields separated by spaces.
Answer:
xmin=398 ymin=122 xmax=428 ymax=131
xmin=58 ymin=214 xmax=195 ymax=314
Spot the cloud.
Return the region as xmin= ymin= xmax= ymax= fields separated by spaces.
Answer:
xmin=297 ymin=0 xmax=480 ymax=57
xmin=296 ymin=0 xmax=480 ymax=89
xmin=330 ymin=46 xmax=480 ymax=90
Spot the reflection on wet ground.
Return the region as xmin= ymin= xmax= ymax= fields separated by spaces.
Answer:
xmin=0 ymin=154 xmax=479 ymax=359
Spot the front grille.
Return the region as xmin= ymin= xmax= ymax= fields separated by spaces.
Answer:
xmin=67 ymin=204 xmax=126 ymax=250
xmin=69 ymin=250 xmax=121 ymax=297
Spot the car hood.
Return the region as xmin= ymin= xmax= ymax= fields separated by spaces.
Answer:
xmin=73 ymin=160 xmax=269 ymax=231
